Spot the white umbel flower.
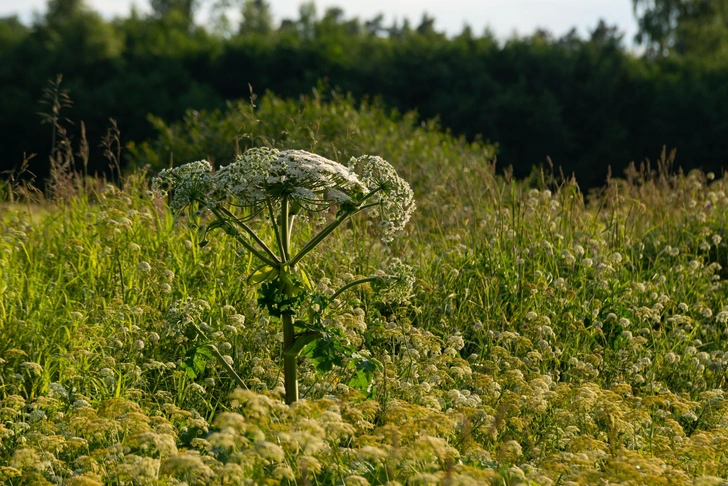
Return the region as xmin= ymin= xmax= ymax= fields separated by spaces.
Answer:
xmin=152 ymin=148 xmax=414 ymax=243
xmin=350 ymin=155 xmax=415 ymax=242
xmin=152 ymin=160 xmax=213 ymax=213
xmin=212 ymin=148 xmax=365 ymax=212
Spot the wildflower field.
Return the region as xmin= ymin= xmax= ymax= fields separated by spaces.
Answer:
xmin=2 ymin=95 xmax=728 ymax=485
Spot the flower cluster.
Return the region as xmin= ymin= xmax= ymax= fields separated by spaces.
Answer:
xmin=214 ymin=148 xmax=365 ymax=211
xmin=375 ymin=258 xmax=416 ymax=303
xmin=151 ymin=148 xmax=414 ymax=242
xmin=151 ymin=160 xmax=212 ymax=212
xmin=350 ymin=155 xmax=416 ymax=242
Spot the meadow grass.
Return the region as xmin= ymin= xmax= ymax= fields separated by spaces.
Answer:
xmin=1 ymin=97 xmax=728 ymax=484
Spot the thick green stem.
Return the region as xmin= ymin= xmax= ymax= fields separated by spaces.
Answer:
xmin=280 ymin=197 xmax=299 ymax=404
xmin=267 ymin=198 xmax=286 ymax=261
xmin=283 ymin=312 xmax=297 ymax=404
xmin=281 ymin=196 xmax=290 ymax=262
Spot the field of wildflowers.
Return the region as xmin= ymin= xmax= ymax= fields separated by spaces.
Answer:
xmin=2 ymin=96 xmax=728 ymax=484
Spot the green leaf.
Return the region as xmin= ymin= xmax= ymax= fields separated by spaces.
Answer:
xmin=196 ymin=345 xmax=215 ymax=360
xmin=180 ymin=345 xmax=214 ymax=379
xmin=248 ymin=264 xmax=276 ymax=285
xmin=198 ymin=219 xmax=227 ymax=247
xmin=257 ymin=275 xmax=307 ymax=317
xmin=348 ymin=356 xmax=382 ymax=394
xmin=294 ymin=265 xmax=313 ymax=291
xmin=348 ymin=369 xmax=368 ymax=392
xmin=303 ymin=338 xmax=347 ymax=373
xmin=180 ymin=358 xmax=197 ymax=379
xmin=279 ymin=266 xmax=308 ymax=296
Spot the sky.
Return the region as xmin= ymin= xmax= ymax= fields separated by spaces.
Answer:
xmin=0 ymin=0 xmax=639 ymax=43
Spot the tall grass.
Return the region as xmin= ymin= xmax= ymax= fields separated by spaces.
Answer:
xmin=1 ymin=94 xmax=727 ymax=484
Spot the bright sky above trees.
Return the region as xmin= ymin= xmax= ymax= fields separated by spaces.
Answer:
xmin=1 ymin=0 xmax=638 ymax=42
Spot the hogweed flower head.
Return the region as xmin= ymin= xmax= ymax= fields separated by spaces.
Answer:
xmin=214 ymin=148 xmax=365 ymax=210
xmin=152 ymin=148 xmax=415 ymax=243
xmin=375 ymin=258 xmax=416 ymax=304
xmin=152 ymin=160 xmax=212 ymax=213
xmin=350 ymin=155 xmax=415 ymax=242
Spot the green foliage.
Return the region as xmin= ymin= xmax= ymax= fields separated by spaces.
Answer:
xmin=4 ymin=1 xmax=728 ymax=190
xmin=256 ymin=274 xmax=306 ymax=317
xmin=180 ymin=344 xmax=214 ymax=379
xmin=347 ymin=354 xmax=382 ymax=394
xmin=0 ymin=16 xmax=28 ymax=50
xmin=303 ymin=336 xmax=348 ymax=373
xmin=150 ymin=0 xmax=197 ymax=23
xmin=3 ymin=137 xmax=728 ymax=483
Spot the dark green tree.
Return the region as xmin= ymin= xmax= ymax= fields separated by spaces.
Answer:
xmin=41 ymin=0 xmax=123 ymax=63
xmin=45 ymin=0 xmax=85 ymax=25
xmin=0 ymin=16 xmax=29 ymax=50
xmin=298 ymin=1 xmax=317 ymax=40
xmin=590 ymin=19 xmax=623 ymax=47
xmin=150 ymin=0 xmax=197 ymax=23
xmin=365 ymin=14 xmax=385 ymax=37
xmin=415 ymin=13 xmax=439 ymax=37
xmin=633 ymin=0 xmax=728 ymax=57
xmin=239 ymin=0 xmax=273 ymax=35
xmin=4 ymin=0 xmax=728 ymax=190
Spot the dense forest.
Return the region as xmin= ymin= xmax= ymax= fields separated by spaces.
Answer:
xmin=2 ymin=0 xmax=728 ymax=188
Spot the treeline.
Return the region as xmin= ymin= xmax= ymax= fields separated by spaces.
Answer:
xmin=2 ymin=0 xmax=728 ymax=188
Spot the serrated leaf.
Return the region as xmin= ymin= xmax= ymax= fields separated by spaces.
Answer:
xmin=192 ymin=355 xmax=207 ymax=375
xmin=304 ymin=338 xmax=348 ymax=374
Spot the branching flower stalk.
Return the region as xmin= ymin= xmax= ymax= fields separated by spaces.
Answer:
xmin=153 ymin=148 xmax=415 ymax=404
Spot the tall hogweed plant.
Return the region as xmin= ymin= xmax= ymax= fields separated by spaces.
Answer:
xmin=152 ymin=148 xmax=415 ymax=404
